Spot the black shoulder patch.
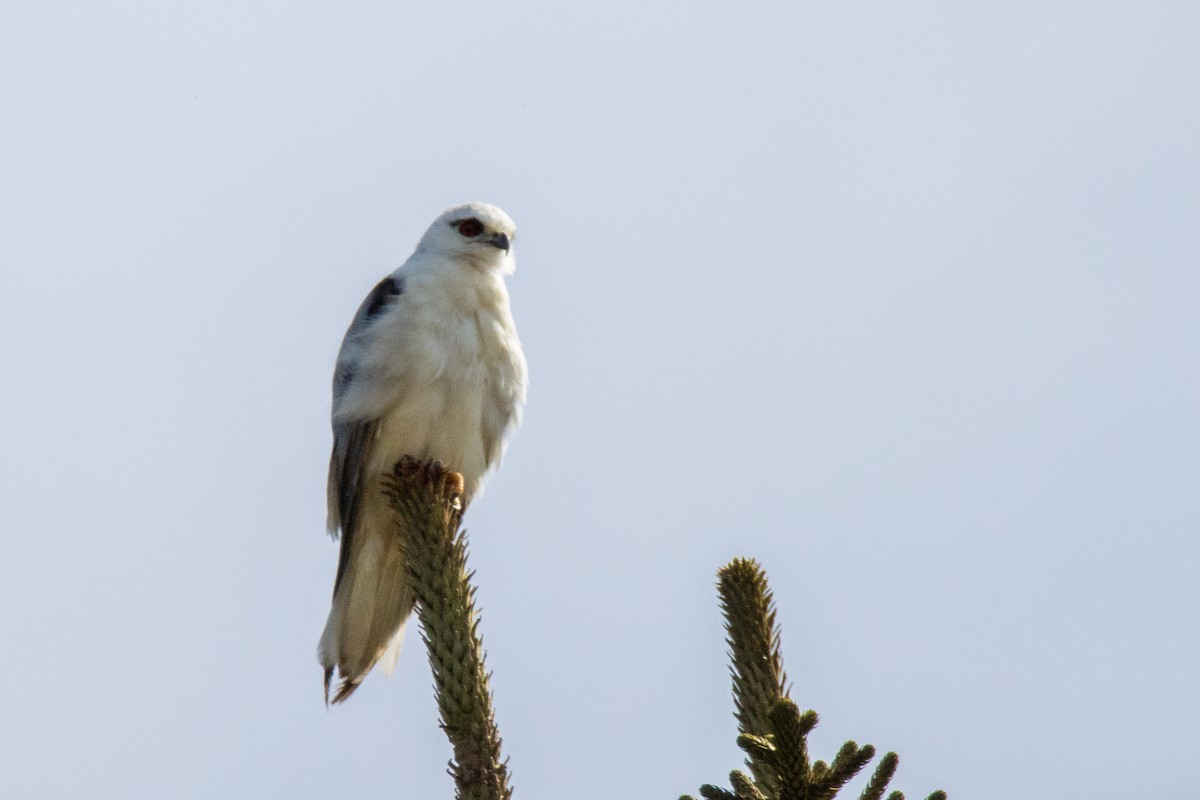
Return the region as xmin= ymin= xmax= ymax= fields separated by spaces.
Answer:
xmin=364 ymin=275 xmax=403 ymax=320
xmin=333 ymin=276 xmax=406 ymax=396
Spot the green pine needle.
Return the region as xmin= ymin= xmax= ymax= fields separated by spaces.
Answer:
xmin=719 ymin=559 xmax=789 ymax=734
xmin=730 ymin=770 xmax=767 ymax=800
xmin=857 ymin=752 xmax=899 ymax=800
xmin=814 ymin=742 xmax=875 ymax=800
xmin=683 ymin=560 xmax=945 ymax=800
xmin=718 ymin=559 xmax=789 ymax=792
xmin=382 ymin=458 xmax=512 ymax=800
xmin=767 ymin=699 xmax=811 ymax=799
xmin=737 ymin=733 xmax=779 ymax=767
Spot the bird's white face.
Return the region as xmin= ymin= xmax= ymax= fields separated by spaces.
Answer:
xmin=418 ymin=202 xmax=517 ymax=272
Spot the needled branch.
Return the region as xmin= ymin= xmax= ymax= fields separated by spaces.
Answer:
xmin=858 ymin=752 xmax=899 ymax=800
xmin=382 ymin=457 xmax=512 ymax=800
xmin=691 ymin=559 xmax=945 ymax=800
xmin=719 ymin=559 xmax=790 ymax=734
xmin=719 ymin=558 xmax=789 ymax=793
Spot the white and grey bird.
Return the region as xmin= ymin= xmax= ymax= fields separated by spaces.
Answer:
xmin=319 ymin=202 xmax=527 ymax=704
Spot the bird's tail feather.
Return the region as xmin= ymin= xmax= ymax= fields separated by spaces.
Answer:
xmin=318 ymin=519 xmax=414 ymax=704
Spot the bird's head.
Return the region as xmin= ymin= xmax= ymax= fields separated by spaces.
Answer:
xmin=418 ymin=202 xmax=517 ymax=273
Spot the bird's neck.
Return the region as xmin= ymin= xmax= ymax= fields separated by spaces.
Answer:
xmin=407 ymin=255 xmax=511 ymax=316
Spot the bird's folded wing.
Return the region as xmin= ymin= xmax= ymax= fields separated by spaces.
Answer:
xmin=326 ymin=275 xmax=405 ymax=593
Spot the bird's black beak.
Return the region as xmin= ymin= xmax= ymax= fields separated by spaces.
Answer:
xmin=489 ymin=232 xmax=511 ymax=253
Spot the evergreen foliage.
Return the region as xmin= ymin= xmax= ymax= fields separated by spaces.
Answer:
xmin=680 ymin=559 xmax=945 ymax=800
xmin=377 ymin=463 xmax=943 ymax=800
xmin=381 ymin=457 xmax=511 ymax=800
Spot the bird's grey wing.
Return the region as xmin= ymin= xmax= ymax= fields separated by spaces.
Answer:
xmin=327 ymin=275 xmax=404 ymax=594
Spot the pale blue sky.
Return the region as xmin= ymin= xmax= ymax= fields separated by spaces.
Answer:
xmin=3 ymin=2 xmax=1198 ymax=798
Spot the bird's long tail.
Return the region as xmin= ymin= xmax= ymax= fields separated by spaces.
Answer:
xmin=318 ymin=511 xmax=414 ymax=704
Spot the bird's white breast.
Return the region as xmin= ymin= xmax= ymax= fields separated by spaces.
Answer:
xmin=360 ymin=259 xmax=526 ymax=499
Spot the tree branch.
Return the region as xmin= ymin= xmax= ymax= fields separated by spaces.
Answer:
xmin=382 ymin=457 xmax=511 ymax=800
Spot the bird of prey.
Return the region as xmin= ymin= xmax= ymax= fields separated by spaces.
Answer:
xmin=318 ymin=202 xmax=527 ymax=704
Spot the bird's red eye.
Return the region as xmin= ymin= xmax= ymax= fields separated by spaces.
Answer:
xmin=456 ymin=218 xmax=484 ymax=237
